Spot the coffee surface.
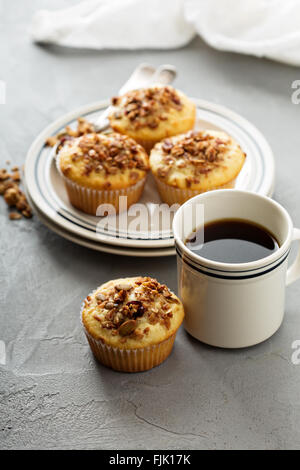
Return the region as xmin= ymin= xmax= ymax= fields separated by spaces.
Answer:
xmin=186 ymin=219 xmax=279 ymax=264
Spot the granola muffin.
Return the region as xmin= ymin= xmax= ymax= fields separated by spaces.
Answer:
xmin=149 ymin=130 xmax=246 ymax=205
xmin=57 ymin=132 xmax=149 ymax=214
xmin=108 ymin=85 xmax=196 ymax=152
xmin=81 ymin=277 xmax=184 ymax=372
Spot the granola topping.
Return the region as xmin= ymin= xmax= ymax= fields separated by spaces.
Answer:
xmin=155 ymin=131 xmax=233 ymax=187
xmin=60 ymin=132 xmax=149 ymax=177
xmin=85 ymin=277 xmax=180 ymax=340
xmin=110 ymin=86 xmax=183 ymax=130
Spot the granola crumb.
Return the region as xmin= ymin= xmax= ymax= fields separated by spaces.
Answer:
xmin=4 ymin=187 xmax=19 ymax=206
xmin=11 ymin=171 xmax=21 ymax=182
xmin=21 ymin=208 xmax=33 ymax=218
xmin=45 ymin=136 xmax=58 ymax=147
xmin=0 ymin=165 xmax=33 ymax=221
xmin=45 ymin=117 xmax=96 ymax=149
xmin=9 ymin=212 xmax=22 ymax=220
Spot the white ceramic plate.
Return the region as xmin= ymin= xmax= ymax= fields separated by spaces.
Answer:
xmin=26 ymin=191 xmax=176 ymax=257
xmin=25 ymin=99 xmax=275 ymax=249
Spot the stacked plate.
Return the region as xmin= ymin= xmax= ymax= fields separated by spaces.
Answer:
xmin=24 ymin=99 xmax=275 ymax=257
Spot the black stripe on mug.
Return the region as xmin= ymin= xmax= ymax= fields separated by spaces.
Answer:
xmin=175 ymin=245 xmax=290 ymax=280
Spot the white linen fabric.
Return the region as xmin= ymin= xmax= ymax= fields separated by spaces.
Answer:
xmin=30 ymin=0 xmax=194 ymax=50
xmin=30 ymin=0 xmax=300 ymax=66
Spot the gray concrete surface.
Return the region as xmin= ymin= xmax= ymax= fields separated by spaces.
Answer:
xmin=1 ymin=0 xmax=300 ymax=450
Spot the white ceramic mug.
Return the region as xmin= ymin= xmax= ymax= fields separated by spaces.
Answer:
xmin=173 ymin=190 xmax=300 ymax=348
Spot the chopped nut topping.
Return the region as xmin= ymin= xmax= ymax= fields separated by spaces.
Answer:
xmin=110 ymin=86 xmax=183 ymax=130
xmin=60 ymin=132 xmax=149 ymax=178
xmin=96 ymin=293 xmax=107 ymax=301
xmin=91 ymin=277 xmax=179 ymax=341
xmin=156 ymin=131 xmax=235 ymax=187
xmin=104 ymin=301 xmax=116 ymax=310
xmin=119 ymin=319 xmax=137 ymax=336
xmin=115 ymin=283 xmax=132 ymax=291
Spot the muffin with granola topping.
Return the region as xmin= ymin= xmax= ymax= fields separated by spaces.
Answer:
xmin=108 ymin=85 xmax=196 ymax=152
xmin=57 ymin=132 xmax=149 ymax=214
xmin=81 ymin=277 xmax=184 ymax=372
xmin=149 ymin=129 xmax=246 ymax=205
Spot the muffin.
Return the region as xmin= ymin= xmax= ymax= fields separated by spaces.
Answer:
xmin=81 ymin=277 xmax=184 ymax=372
xmin=149 ymin=130 xmax=246 ymax=205
xmin=108 ymin=85 xmax=196 ymax=152
xmin=57 ymin=132 xmax=149 ymax=215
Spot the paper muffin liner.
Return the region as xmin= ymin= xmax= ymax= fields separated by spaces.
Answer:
xmin=80 ymin=296 xmax=177 ymax=372
xmin=84 ymin=329 xmax=176 ymax=372
xmin=154 ymin=176 xmax=237 ymax=206
xmin=56 ymin=154 xmax=146 ymax=215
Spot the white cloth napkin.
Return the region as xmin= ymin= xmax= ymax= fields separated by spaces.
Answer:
xmin=30 ymin=0 xmax=194 ymax=50
xmin=30 ymin=0 xmax=300 ymax=66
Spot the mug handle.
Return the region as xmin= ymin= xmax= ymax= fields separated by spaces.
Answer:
xmin=286 ymin=228 xmax=300 ymax=286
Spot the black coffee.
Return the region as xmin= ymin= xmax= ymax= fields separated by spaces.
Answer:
xmin=185 ymin=219 xmax=279 ymax=264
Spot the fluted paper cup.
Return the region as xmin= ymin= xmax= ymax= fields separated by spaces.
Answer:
xmin=84 ymin=329 xmax=176 ymax=372
xmin=154 ymin=176 xmax=237 ymax=206
xmin=56 ymin=154 xmax=146 ymax=215
xmin=81 ymin=299 xmax=177 ymax=373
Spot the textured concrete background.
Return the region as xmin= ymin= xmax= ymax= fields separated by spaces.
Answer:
xmin=1 ymin=0 xmax=300 ymax=450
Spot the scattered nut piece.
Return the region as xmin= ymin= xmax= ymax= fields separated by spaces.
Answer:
xmin=104 ymin=301 xmax=116 ymax=310
xmin=16 ymin=198 xmax=27 ymax=211
xmin=0 ymin=165 xmax=33 ymax=221
xmin=4 ymin=187 xmax=19 ymax=206
xmin=45 ymin=136 xmax=58 ymax=147
xmin=11 ymin=171 xmax=21 ymax=182
xmin=96 ymin=293 xmax=107 ymax=301
xmin=9 ymin=212 xmax=22 ymax=220
xmin=93 ymin=313 xmax=102 ymax=322
xmin=45 ymin=118 xmax=96 ymax=148
xmin=0 ymin=169 xmax=9 ymax=181
xmin=115 ymin=283 xmax=132 ymax=291
xmin=21 ymin=208 xmax=32 ymax=218
xmin=118 ymin=319 xmax=136 ymax=336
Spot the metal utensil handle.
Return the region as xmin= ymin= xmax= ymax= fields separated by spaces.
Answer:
xmin=94 ymin=63 xmax=156 ymax=131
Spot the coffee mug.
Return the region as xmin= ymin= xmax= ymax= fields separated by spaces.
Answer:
xmin=173 ymin=190 xmax=300 ymax=348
